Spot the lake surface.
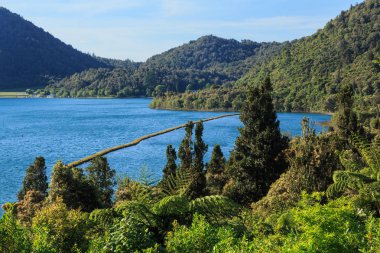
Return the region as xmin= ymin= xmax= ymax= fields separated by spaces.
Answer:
xmin=0 ymin=98 xmax=331 ymax=209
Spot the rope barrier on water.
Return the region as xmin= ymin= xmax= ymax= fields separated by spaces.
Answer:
xmin=67 ymin=113 xmax=240 ymax=168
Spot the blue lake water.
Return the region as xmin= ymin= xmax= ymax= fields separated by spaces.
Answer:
xmin=0 ymin=98 xmax=331 ymax=210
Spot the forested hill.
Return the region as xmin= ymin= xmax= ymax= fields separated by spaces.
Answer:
xmin=239 ymin=0 xmax=380 ymax=112
xmin=0 ymin=7 xmax=107 ymax=90
xmin=151 ymin=0 xmax=380 ymax=115
xmin=45 ymin=36 xmax=283 ymax=97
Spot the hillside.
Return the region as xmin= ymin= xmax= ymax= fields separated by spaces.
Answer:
xmin=151 ymin=0 xmax=380 ymax=114
xmin=239 ymin=0 xmax=380 ymax=112
xmin=0 ymin=7 xmax=107 ymax=90
xmin=45 ymin=36 xmax=283 ymax=97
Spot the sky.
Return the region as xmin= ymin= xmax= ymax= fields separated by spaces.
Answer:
xmin=2 ymin=0 xmax=361 ymax=62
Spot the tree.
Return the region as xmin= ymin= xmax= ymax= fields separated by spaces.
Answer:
xmin=190 ymin=121 xmax=208 ymax=197
xmin=86 ymin=157 xmax=116 ymax=208
xmin=18 ymin=157 xmax=48 ymax=200
xmin=334 ymin=85 xmax=360 ymax=139
xmin=178 ymin=122 xmax=194 ymax=170
xmin=193 ymin=121 xmax=208 ymax=173
xmin=49 ymin=161 xmax=98 ymax=212
xmin=206 ymin=145 xmax=226 ymax=195
xmin=163 ymin=145 xmax=177 ymax=179
xmin=223 ymin=77 xmax=288 ymax=205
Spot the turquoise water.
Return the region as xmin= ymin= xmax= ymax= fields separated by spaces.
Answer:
xmin=0 ymin=98 xmax=331 ymax=209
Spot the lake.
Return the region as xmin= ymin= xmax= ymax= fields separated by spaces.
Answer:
xmin=0 ymin=98 xmax=331 ymax=209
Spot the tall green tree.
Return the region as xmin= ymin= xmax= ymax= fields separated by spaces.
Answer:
xmin=163 ymin=145 xmax=177 ymax=179
xmin=178 ymin=122 xmax=194 ymax=170
xmin=206 ymin=144 xmax=227 ymax=195
xmin=189 ymin=121 xmax=208 ymax=197
xmin=334 ymin=85 xmax=360 ymax=139
xmin=49 ymin=161 xmax=98 ymax=212
xmin=86 ymin=157 xmax=116 ymax=208
xmin=193 ymin=121 xmax=208 ymax=173
xmin=223 ymin=77 xmax=288 ymax=205
xmin=18 ymin=157 xmax=48 ymax=200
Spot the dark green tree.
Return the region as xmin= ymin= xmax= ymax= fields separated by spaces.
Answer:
xmin=18 ymin=157 xmax=48 ymax=200
xmin=223 ymin=77 xmax=288 ymax=205
xmin=178 ymin=122 xmax=194 ymax=170
xmin=163 ymin=145 xmax=177 ymax=179
xmin=335 ymin=85 xmax=359 ymax=139
xmin=49 ymin=161 xmax=98 ymax=212
xmin=190 ymin=121 xmax=208 ymax=197
xmin=206 ymin=144 xmax=227 ymax=195
xmin=86 ymin=157 xmax=116 ymax=208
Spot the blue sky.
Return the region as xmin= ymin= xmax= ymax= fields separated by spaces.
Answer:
xmin=2 ymin=0 xmax=361 ymax=61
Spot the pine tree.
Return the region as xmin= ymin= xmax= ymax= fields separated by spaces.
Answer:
xmin=178 ymin=121 xmax=194 ymax=170
xmin=163 ymin=145 xmax=177 ymax=179
xmin=223 ymin=77 xmax=288 ymax=205
xmin=193 ymin=121 xmax=208 ymax=173
xmin=18 ymin=157 xmax=48 ymax=200
xmin=335 ymin=85 xmax=360 ymax=139
xmin=86 ymin=156 xmax=116 ymax=208
xmin=206 ymin=144 xmax=226 ymax=195
xmin=189 ymin=121 xmax=208 ymax=197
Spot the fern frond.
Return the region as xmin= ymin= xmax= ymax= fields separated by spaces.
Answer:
xmin=89 ymin=208 xmax=119 ymax=226
xmin=352 ymin=135 xmax=380 ymax=174
xmin=161 ymin=168 xmax=193 ymax=196
xmin=115 ymin=201 xmax=158 ymax=228
xmin=152 ymin=195 xmax=190 ymax=217
xmin=327 ymin=170 xmax=375 ymax=198
xmin=189 ymin=195 xmax=240 ymax=223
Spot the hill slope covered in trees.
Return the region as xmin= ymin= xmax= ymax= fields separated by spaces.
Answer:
xmin=152 ymin=0 xmax=380 ymax=114
xmin=45 ymin=36 xmax=283 ymax=97
xmin=0 ymin=7 xmax=107 ymax=90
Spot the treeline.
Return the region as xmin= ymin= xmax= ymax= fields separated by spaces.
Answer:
xmin=1 ymin=78 xmax=379 ymax=252
xmin=150 ymin=88 xmax=246 ymax=111
xmin=43 ymin=36 xmax=283 ymax=97
xmin=151 ymin=1 xmax=380 ymax=116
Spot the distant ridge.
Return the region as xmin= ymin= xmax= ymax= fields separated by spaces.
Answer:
xmin=0 ymin=7 xmax=107 ymax=90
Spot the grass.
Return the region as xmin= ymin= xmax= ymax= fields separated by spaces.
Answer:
xmin=0 ymin=92 xmax=28 ymax=98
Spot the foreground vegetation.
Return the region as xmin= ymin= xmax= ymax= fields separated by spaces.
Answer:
xmin=1 ymin=78 xmax=379 ymax=252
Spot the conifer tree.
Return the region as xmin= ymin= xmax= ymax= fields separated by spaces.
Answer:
xmin=223 ymin=77 xmax=288 ymax=205
xmin=163 ymin=145 xmax=177 ymax=179
xmin=194 ymin=121 xmax=208 ymax=173
xmin=18 ymin=157 xmax=48 ymax=200
xmin=178 ymin=121 xmax=194 ymax=170
xmin=189 ymin=121 xmax=208 ymax=197
xmin=206 ymin=144 xmax=226 ymax=195
xmin=86 ymin=157 xmax=116 ymax=208
xmin=335 ymin=85 xmax=360 ymax=139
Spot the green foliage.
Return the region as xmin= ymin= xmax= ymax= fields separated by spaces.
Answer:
xmin=327 ymin=135 xmax=380 ymax=214
xmin=18 ymin=157 xmax=48 ymax=200
xmin=31 ymin=199 xmax=90 ymax=253
xmin=162 ymin=145 xmax=177 ymax=180
xmin=0 ymin=205 xmax=31 ymax=253
xmin=165 ymin=213 xmax=235 ymax=253
xmin=252 ymin=119 xmax=340 ymax=216
xmin=86 ymin=157 xmax=116 ymax=208
xmin=223 ymin=78 xmax=288 ymax=205
xmin=178 ymin=122 xmax=194 ymax=170
xmin=206 ymin=144 xmax=227 ymax=195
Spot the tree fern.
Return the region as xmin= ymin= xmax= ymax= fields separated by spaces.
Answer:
xmin=327 ymin=135 xmax=380 ymax=214
xmin=189 ymin=195 xmax=240 ymax=223
xmin=160 ymin=168 xmax=193 ymax=197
